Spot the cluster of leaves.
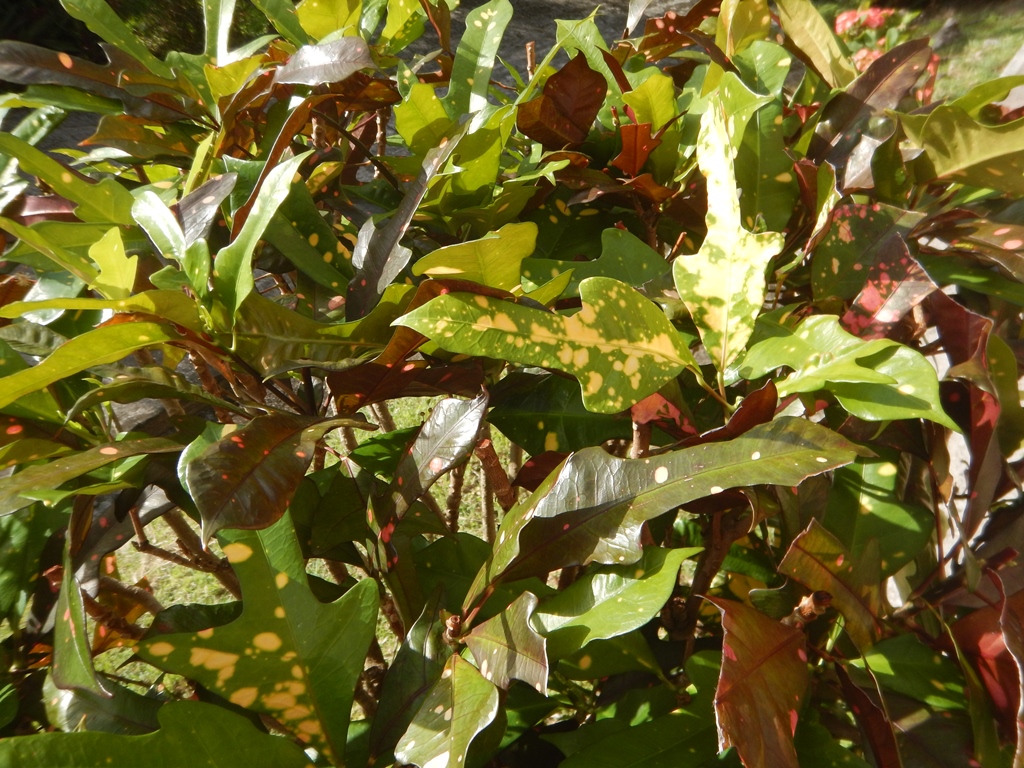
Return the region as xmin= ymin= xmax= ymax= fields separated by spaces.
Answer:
xmin=1 ymin=0 xmax=1024 ymax=766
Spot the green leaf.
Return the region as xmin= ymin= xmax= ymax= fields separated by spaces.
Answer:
xmin=250 ymin=0 xmax=311 ymax=45
xmin=520 ymin=228 xmax=667 ymax=299
xmin=823 ymin=453 xmax=934 ymax=577
xmin=1 ymin=292 xmax=203 ymax=332
xmin=296 ymin=0 xmax=362 ymax=40
xmin=673 ymin=95 xmax=784 ymax=374
xmin=58 ymin=0 xmax=175 ymax=78
xmin=44 ymin=675 xmax=162 ymax=735
xmin=850 ymin=634 xmax=967 ymax=711
xmin=717 ymin=0 xmax=771 ymax=57
xmin=413 ymin=222 xmax=537 ymax=291
xmin=138 ymin=515 xmax=378 ymax=761
xmin=774 ymin=0 xmax=856 ymax=88
xmin=739 ymin=314 xmax=958 ymax=429
xmin=182 ymin=413 xmax=371 ymax=543
xmin=53 ymin=542 xmax=106 ymax=697
xmin=736 ymin=99 xmax=798 ymax=233
xmin=464 ymin=418 xmax=865 ymax=610
xmin=900 ymin=104 xmax=1024 ymax=194
xmin=489 ymin=371 xmax=632 ymax=455
xmin=622 ymin=70 xmax=677 ymax=131
xmin=0 ymin=437 xmax=182 ymax=516
xmin=0 ymin=503 xmax=65 ymax=620
xmin=708 ymin=597 xmax=808 ymax=768
xmin=0 ymin=321 xmax=185 ymax=412
xmin=443 ymin=0 xmax=513 ymax=117
xmin=534 ymin=546 xmax=700 ymax=660
xmin=394 ymin=654 xmax=500 ymax=768
xmin=370 ymin=591 xmax=453 ymax=762
xmin=0 ymin=700 xmax=313 ymax=766
xmin=0 ymin=134 xmax=135 ymax=224
xmin=213 ymin=153 xmax=310 ymax=329
xmin=779 ymin=519 xmax=882 ymax=651
xmin=397 ymin=276 xmax=697 ymax=414
xmin=380 ymin=0 xmax=425 ymax=54
xmin=465 ymin=591 xmax=548 ymax=692
xmin=395 ymin=82 xmax=454 ymax=155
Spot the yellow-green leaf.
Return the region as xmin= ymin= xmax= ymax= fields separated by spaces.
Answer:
xmin=296 ymin=0 xmax=362 ymax=40
xmin=412 ymin=222 xmax=537 ymax=291
xmin=87 ymin=228 xmax=137 ymax=300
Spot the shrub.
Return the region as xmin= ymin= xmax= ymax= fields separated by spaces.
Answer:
xmin=1 ymin=0 xmax=1024 ymax=766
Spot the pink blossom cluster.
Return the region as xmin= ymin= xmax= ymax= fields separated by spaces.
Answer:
xmin=835 ymin=7 xmax=895 ymax=35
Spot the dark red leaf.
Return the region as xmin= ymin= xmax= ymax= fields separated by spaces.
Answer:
xmin=516 ymin=54 xmax=606 ymax=151
xmin=678 ymin=381 xmax=778 ymax=449
xmin=706 ymin=596 xmax=808 ymax=768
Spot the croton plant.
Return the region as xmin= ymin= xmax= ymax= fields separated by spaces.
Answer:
xmin=1 ymin=0 xmax=1024 ymax=766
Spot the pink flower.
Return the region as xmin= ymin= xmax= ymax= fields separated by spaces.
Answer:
xmin=852 ymin=47 xmax=883 ymax=71
xmin=862 ymin=8 xmax=894 ymax=30
xmin=835 ymin=10 xmax=860 ymax=35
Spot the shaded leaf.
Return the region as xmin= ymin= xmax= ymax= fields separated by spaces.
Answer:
xmin=182 ymin=413 xmax=371 ymax=543
xmin=779 ymin=519 xmax=882 ymax=650
xmin=58 ymin=0 xmax=175 ymax=78
xmin=708 ymin=597 xmax=807 ymax=768
xmin=673 ymin=95 xmax=784 ymax=374
xmin=397 ymin=276 xmax=697 ymax=414
xmin=395 ymin=655 xmax=499 ymax=768
xmin=465 ymin=591 xmax=547 ymax=692
xmin=53 ymin=545 xmax=107 ymax=697
xmin=851 ymin=634 xmax=967 ymax=711
xmin=275 ymin=36 xmax=374 ymax=85
xmin=138 ymin=514 xmax=378 ymax=760
xmin=43 ymin=675 xmax=161 ymax=735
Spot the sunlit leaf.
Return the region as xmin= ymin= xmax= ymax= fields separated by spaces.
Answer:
xmin=465 ymin=591 xmax=547 ymax=692
xmin=274 ymin=37 xmax=374 ymax=85
xmin=774 ymin=0 xmax=856 ymax=88
xmin=413 ymin=222 xmax=537 ymax=291
xmin=296 ymin=0 xmax=362 ymax=40
xmin=443 ymin=0 xmax=512 ymax=116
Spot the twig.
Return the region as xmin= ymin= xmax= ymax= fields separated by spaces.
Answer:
xmin=98 ymin=576 xmax=165 ymax=616
xmin=311 ymin=108 xmax=402 ymax=191
xmin=480 ymin=460 xmax=496 ymax=543
xmin=474 ymin=438 xmax=517 ymax=512
xmin=371 ymin=401 xmax=398 ymax=433
xmin=445 ymin=461 xmax=467 ymax=532
xmin=507 ymin=442 xmax=522 ymax=485
xmin=82 ymin=592 xmax=146 ymax=641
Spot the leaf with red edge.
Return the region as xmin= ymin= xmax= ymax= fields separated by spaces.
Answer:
xmin=779 ymin=519 xmax=883 ymax=651
xmin=706 ymin=596 xmax=808 ymax=768
xmin=809 ymin=40 xmax=933 ymax=168
xmin=465 ymin=591 xmax=547 ymax=692
xmin=612 ymin=123 xmax=662 ymax=177
xmin=999 ymin=582 xmax=1024 ymax=763
xmin=516 ymin=54 xmax=606 ymax=150
xmin=677 ymin=380 xmax=777 ymax=448
xmin=183 ymin=414 xmax=372 ymax=544
xmin=841 ymin=235 xmax=936 ymax=340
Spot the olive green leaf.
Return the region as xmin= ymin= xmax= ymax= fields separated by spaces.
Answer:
xmin=465 ymin=591 xmax=548 ymax=692
xmin=396 ymin=276 xmax=697 ymax=414
xmin=739 ymin=314 xmax=958 ymax=428
xmin=138 ymin=514 xmax=378 ymax=761
xmin=673 ymin=96 xmax=784 ymax=375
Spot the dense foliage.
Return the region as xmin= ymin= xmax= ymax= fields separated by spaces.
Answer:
xmin=2 ymin=0 xmax=1024 ymax=766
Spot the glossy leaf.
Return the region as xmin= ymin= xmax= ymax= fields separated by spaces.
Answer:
xmin=394 ymin=654 xmax=499 ymax=768
xmin=182 ymin=413 xmax=370 ymax=543
xmin=740 ymin=314 xmax=957 ymax=428
xmin=0 ymin=437 xmax=182 ymax=516
xmin=44 ymin=675 xmax=162 ymax=735
xmin=443 ymin=0 xmax=512 ymax=116
xmin=0 ymin=290 xmax=203 ymax=332
xmin=413 ymin=222 xmax=537 ymax=291
xmin=0 ymin=700 xmax=312 ymax=766
xmin=774 ymin=0 xmax=856 ymax=88
xmin=708 ymin=596 xmax=808 ymax=768
xmin=465 ymin=591 xmax=547 ymax=692
xmin=251 ymin=0 xmax=310 ymax=45
xmin=58 ymin=0 xmax=175 ymax=78
xmin=369 ymin=591 xmax=453 ymax=762
xmin=736 ymin=99 xmax=798 ymax=233
xmin=465 ymin=418 xmax=865 ymax=609
xmin=534 ymin=546 xmax=700 ymax=660
xmin=779 ymin=520 xmax=882 ymax=650
xmin=275 ymin=37 xmax=374 ymax=85
xmin=673 ymin=96 xmax=784 ymax=374
xmin=138 ymin=514 xmax=378 ymax=760
xmin=397 ymin=276 xmax=697 ymax=414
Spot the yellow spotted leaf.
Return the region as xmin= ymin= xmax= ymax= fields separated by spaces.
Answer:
xmin=137 ymin=514 xmax=378 ymax=761
xmin=396 ymin=276 xmax=697 ymax=414
xmin=673 ymin=96 xmax=784 ymax=375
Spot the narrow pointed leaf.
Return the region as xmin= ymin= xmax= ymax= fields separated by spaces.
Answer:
xmin=394 ymin=654 xmax=499 ymax=768
xmin=443 ymin=0 xmax=512 ymax=116
xmin=53 ymin=544 xmax=107 ymax=697
xmin=673 ymin=96 xmax=784 ymax=373
xmin=138 ymin=515 xmax=378 ymax=760
xmin=775 ymin=0 xmax=856 ymax=88
xmin=182 ymin=414 xmax=372 ymax=543
xmin=465 ymin=418 xmax=866 ymax=610
xmin=707 ymin=597 xmax=808 ymax=768
xmin=59 ymin=0 xmax=175 ymax=78
xmin=465 ymin=591 xmax=548 ymax=692
xmin=398 ymin=276 xmax=697 ymax=414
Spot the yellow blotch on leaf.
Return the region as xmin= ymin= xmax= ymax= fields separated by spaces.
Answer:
xmin=222 ymin=542 xmax=253 ymax=563
xmin=148 ymin=641 xmax=174 ymax=656
xmin=254 ymin=632 xmax=283 ymax=652
xmin=230 ymin=687 xmax=259 ymax=708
